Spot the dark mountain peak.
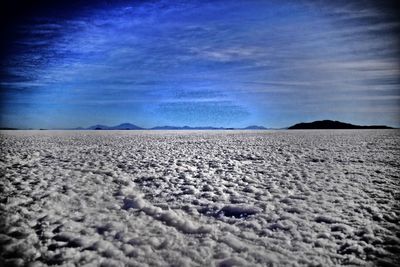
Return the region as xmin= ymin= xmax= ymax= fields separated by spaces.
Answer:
xmin=288 ymin=120 xmax=393 ymax=130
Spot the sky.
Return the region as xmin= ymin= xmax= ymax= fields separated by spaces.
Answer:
xmin=0 ymin=0 xmax=399 ymax=129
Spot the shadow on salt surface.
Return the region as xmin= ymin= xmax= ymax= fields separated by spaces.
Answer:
xmin=200 ymin=204 xmax=262 ymax=219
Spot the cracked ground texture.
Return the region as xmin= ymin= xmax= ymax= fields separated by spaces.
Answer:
xmin=0 ymin=130 xmax=399 ymax=266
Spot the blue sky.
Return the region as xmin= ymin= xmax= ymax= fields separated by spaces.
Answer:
xmin=1 ymin=0 xmax=399 ymax=128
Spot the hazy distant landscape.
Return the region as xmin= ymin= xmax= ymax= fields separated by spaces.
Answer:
xmin=1 ymin=120 xmax=394 ymax=131
xmin=1 ymin=130 xmax=399 ymax=266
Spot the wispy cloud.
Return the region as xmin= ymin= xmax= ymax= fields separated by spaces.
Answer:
xmin=1 ymin=0 xmax=399 ymax=128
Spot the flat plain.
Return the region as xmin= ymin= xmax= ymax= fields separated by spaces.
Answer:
xmin=0 ymin=130 xmax=399 ymax=266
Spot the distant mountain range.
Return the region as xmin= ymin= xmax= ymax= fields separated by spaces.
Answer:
xmin=1 ymin=120 xmax=395 ymax=130
xmin=288 ymin=120 xmax=394 ymax=129
xmin=80 ymin=123 xmax=268 ymax=130
xmin=86 ymin=123 xmax=143 ymax=130
xmin=81 ymin=121 xmax=394 ymax=130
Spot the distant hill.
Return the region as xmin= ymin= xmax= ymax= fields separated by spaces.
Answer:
xmin=110 ymin=123 xmax=143 ymax=130
xmin=87 ymin=123 xmax=143 ymax=130
xmin=288 ymin=120 xmax=393 ymax=129
xmin=87 ymin=124 xmax=110 ymax=130
xmin=0 ymin=127 xmax=19 ymax=130
xmin=243 ymin=125 xmax=267 ymax=130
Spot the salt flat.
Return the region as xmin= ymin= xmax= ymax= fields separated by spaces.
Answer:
xmin=0 ymin=130 xmax=399 ymax=266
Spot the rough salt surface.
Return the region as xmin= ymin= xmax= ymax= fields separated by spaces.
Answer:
xmin=0 ymin=130 xmax=399 ymax=266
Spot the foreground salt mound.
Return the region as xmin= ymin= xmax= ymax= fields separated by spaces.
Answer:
xmin=0 ymin=130 xmax=399 ymax=266
xmin=121 ymin=191 xmax=212 ymax=235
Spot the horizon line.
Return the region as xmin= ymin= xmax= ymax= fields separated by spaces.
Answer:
xmin=0 ymin=120 xmax=397 ymax=130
